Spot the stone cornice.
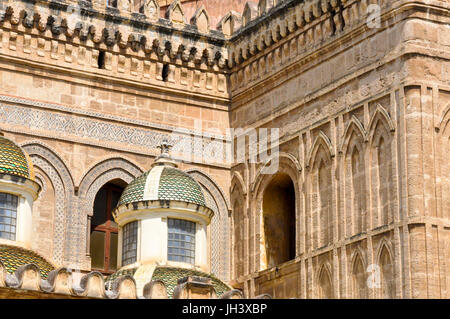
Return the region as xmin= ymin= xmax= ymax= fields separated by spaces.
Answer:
xmin=229 ymin=0 xmax=450 ymax=100
xmin=0 ymin=0 xmax=227 ymax=60
xmin=0 ymin=172 xmax=41 ymax=200
xmin=227 ymin=0 xmax=449 ymax=68
xmin=113 ymin=199 xmax=215 ymax=224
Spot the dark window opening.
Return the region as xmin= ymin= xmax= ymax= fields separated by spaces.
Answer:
xmin=162 ymin=63 xmax=169 ymax=82
xmin=98 ymin=51 xmax=106 ymax=69
xmin=262 ymin=173 xmax=296 ymax=268
xmin=90 ymin=182 xmax=124 ymax=274
xmin=107 ymin=0 xmax=118 ymax=8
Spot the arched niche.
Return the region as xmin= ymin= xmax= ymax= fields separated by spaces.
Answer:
xmin=262 ymin=173 xmax=296 ymax=268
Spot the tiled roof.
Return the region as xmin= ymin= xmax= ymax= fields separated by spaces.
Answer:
xmin=118 ymin=166 xmax=206 ymax=207
xmin=105 ymin=267 xmax=137 ymax=283
xmin=0 ymin=245 xmax=54 ymax=279
xmin=151 ymin=266 xmax=230 ymax=298
xmin=117 ymin=171 xmax=149 ymax=206
xmin=106 ymin=265 xmax=231 ymax=298
xmin=158 ymin=168 xmax=205 ymax=206
xmin=0 ymin=136 xmax=33 ymax=180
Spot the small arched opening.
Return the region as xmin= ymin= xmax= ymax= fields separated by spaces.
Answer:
xmin=90 ymin=179 xmax=126 ymax=274
xmin=262 ymin=173 xmax=296 ymax=268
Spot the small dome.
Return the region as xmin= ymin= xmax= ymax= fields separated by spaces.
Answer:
xmin=106 ymin=266 xmax=231 ymax=298
xmin=0 ymin=135 xmax=35 ymax=181
xmin=0 ymin=245 xmax=54 ymax=279
xmin=118 ymin=166 xmax=206 ymax=207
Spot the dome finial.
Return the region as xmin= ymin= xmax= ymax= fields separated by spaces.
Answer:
xmin=153 ymin=137 xmax=178 ymax=168
xmin=157 ymin=137 xmax=172 ymax=158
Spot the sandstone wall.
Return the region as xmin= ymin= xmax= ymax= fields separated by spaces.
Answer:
xmin=228 ymin=0 xmax=450 ymax=298
xmin=0 ymin=0 xmax=232 ymax=281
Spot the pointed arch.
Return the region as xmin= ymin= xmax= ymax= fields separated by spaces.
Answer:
xmin=252 ymin=152 xmax=301 ymax=196
xmin=309 ymin=134 xmax=333 ymax=248
xmin=307 ymin=131 xmax=334 ymax=169
xmin=351 ymin=250 xmax=368 ymax=298
xmin=317 ymin=263 xmax=333 ymax=299
xmin=339 ymin=115 xmax=367 ymax=154
xmin=438 ymin=102 xmax=450 ymax=134
xmin=368 ymin=104 xmax=396 ymax=228
xmin=251 ymin=151 xmax=300 ymax=271
xmin=231 ymin=171 xmax=247 ymax=197
xmin=377 ymin=242 xmax=395 ymax=298
xmin=78 ymin=157 xmax=144 ymax=215
xmin=341 ymin=119 xmax=367 ymax=236
xmin=367 ymin=104 xmax=395 ymax=145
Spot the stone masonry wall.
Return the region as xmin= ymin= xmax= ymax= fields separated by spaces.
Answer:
xmin=229 ymin=0 xmax=450 ymax=298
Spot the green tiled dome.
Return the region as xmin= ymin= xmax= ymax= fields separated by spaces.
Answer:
xmin=151 ymin=266 xmax=231 ymax=298
xmin=0 ymin=135 xmax=34 ymax=180
xmin=0 ymin=245 xmax=54 ymax=279
xmin=118 ymin=166 xmax=206 ymax=207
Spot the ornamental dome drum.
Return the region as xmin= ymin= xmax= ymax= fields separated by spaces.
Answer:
xmin=112 ymin=139 xmax=215 ymax=297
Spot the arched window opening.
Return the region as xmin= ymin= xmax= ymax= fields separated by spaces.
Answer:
xmin=97 ymin=51 xmax=106 ymax=69
xmin=262 ymin=173 xmax=296 ymax=268
xmin=90 ymin=180 xmax=125 ymax=274
xmin=380 ymin=246 xmax=394 ymax=298
xmin=0 ymin=193 xmax=18 ymax=241
xmin=352 ymin=255 xmax=367 ymax=298
xmin=162 ymin=64 xmax=170 ymax=82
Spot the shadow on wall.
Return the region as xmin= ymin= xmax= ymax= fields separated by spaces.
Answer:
xmin=262 ymin=173 xmax=296 ymax=268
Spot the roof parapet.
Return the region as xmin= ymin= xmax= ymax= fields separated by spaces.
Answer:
xmin=190 ymin=5 xmax=210 ymax=34
xmin=217 ymin=11 xmax=242 ymax=38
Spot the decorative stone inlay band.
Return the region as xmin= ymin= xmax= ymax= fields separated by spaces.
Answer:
xmin=0 ymin=95 xmax=229 ymax=141
xmin=0 ymin=102 xmax=229 ymax=166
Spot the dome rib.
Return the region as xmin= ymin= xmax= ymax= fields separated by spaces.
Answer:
xmin=117 ymin=166 xmax=206 ymax=207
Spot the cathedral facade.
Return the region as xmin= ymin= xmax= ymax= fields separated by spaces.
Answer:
xmin=0 ymin=0 xmax=448 ymax=299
